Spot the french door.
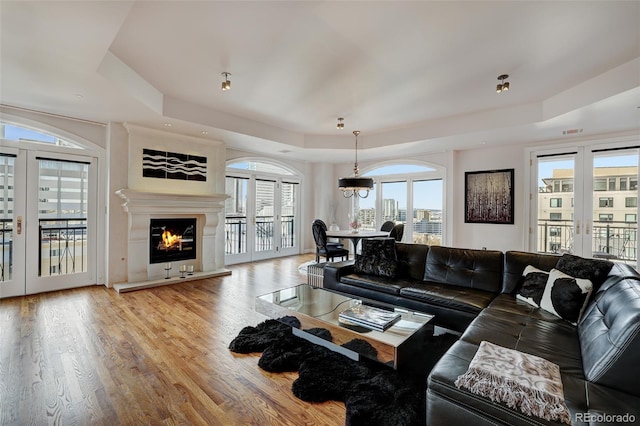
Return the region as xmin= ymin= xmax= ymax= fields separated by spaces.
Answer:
xmin=0 ymin=147 xmax=97 ymax=298
xmin=530 ymin=141 xmax=639 ymax=267
xmin=225 ymin=173 xmax=300 ymax=265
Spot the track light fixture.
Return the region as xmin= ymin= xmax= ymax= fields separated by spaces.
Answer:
xmin=496 ymin=74 xmax=510 ymax=93
xmin=338 ymin=130 xmax=374 ymax=198
xmin=336 ymin=117 xmax=344 ymax=129
xmin=221 ymin=72 xmax=231 ymax=91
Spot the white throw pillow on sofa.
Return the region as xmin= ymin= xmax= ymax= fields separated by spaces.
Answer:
xmin=540 ymin=268 xmax=593 ymax=325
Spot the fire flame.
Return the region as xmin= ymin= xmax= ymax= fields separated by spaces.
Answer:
xmin=161 ymin=230 xmax=181 ymax=249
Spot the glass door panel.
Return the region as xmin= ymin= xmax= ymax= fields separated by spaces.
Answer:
xmin=0 ymin=151 xmax=24 ymax=298
xmin=280 ymin=181 xmax=298 ymax=254
xmin=536 ymin=155 xmax=577 ymax=255
xmin=590 ymin=150 xmax=638 ymax=266
xmin=412 ymin=179 xmax=443 ymax=245
xmin=225 ymin=176 xmax=248 ymax=258
xmin=254 ymin=179 xmax=275 ymax=256
xmin=25 ymin=152 xmax=96 ymax=294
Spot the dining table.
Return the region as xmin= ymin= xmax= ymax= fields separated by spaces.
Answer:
xmin=325 ymin=229 xmax=390 ymax=255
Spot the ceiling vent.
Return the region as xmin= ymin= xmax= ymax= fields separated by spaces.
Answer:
xmin=562 ymin=128 xmax=583 ymax=135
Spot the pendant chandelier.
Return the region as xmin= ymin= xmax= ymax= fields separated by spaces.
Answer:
xmin=338 ymin=130 xmax=374 ymax=198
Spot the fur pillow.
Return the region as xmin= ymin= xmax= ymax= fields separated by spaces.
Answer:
xmin=354 ymin=238 xmax=398 ymax=278
xmin=540 ymin=269 xmax=593 ymax=325
xmin=516 ymin=265 xmax=549 ymax=307
xmin=555 ymin=253 xmax=613 ymax=291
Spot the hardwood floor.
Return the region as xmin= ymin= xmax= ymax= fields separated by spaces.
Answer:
xmin=0 ymin=254 xmax=347 ymax=425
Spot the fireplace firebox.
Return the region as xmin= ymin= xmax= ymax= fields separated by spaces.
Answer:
xmin=149 ymin=218 xmax=196 ymax=264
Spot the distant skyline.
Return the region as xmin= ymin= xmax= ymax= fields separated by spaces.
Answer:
xmin=361 ymin=164 xmax=443 ymax=210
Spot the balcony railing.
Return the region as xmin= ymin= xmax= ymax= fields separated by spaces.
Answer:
xmin=1 ymin=219 xmax=13 ymax=281
xmin=225 ymin=216 xmax=247 ymax=255
xmin=537 ymin=219 xmax=637 ymax=265
xmin=39 ymin=218 xmax=88 ymax=276
xmin=225 ymin=215 xmax=295 ymax=255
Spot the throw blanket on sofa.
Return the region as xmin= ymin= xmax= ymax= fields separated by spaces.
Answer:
xmin=454 ymin=341 xmax=571 ymax=424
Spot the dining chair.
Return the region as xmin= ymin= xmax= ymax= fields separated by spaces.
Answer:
xmin=389 ymin=223 xmax=404 ymax=242
xmin=312 ymin=221 xmax=349 ymax=263
xmin=380 ymin=221 xmax=395 ymax=232
xmin=313 ymin=219 xmax=344 ymax=248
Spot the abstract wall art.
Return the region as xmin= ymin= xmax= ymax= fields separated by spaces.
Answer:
xmin=464 ymin=168 xmax=514 ymax=224
xmin=142 ymin=148 xmax=207 ymax=181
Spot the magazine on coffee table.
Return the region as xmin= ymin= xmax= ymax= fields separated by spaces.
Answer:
xmin=339 ymin=304 xmax=401 ymax=331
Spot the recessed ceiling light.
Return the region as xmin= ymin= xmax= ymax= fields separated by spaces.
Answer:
xmin=201 ymin=131 xmax=208 ymax=135
xmin=164 ymin=123 xmax=172 ymax=127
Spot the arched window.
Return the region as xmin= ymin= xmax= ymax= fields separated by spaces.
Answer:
xmin=0 ymin=122 xmax=83 ymax=149
xmin=359 ymin=162 xmax=444 ymax=245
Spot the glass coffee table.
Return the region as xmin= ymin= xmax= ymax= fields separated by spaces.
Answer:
xmin=255 ymin=284 xmax=434 ymax=369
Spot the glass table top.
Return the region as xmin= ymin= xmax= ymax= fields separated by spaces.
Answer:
xmin=256 ymin=284 xmax=434 ymax=368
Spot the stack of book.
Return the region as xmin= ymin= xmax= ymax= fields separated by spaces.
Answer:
xmin=339 ymin=304 xmax=401 ymax=331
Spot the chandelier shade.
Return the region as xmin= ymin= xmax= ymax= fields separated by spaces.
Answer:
xmin=338 ymin=177 xmax=374 ymax=190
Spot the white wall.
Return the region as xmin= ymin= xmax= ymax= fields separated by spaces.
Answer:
xmin=107 ymin=122 xmax=129 ymax=285
xmin=451 ymin=145 xmax=527 ymax=252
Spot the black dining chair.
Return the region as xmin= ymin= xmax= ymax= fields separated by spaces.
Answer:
xmin=312 ymin=220 xmax=349 ymax=263
xmin=389 ymin=223 xmax=404 ymax=242
xmin=313 ymin=219 xmax=344 ymax=248
xmin=380 ymin=221 xmax=395 ymax=232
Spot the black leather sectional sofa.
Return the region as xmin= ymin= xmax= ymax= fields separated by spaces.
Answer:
xmin=323 ymin=242 xmax=640 ymax=425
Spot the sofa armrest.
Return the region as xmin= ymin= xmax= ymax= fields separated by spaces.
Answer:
xmin=323 ymin=260 xmax=355 ymax=290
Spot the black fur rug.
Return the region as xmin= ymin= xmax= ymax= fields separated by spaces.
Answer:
xmin=229 ymin=316 xmax=458 ymax=426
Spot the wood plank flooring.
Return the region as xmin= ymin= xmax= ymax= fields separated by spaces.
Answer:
xmin=0 ymin=254 xmax=347 ymax=425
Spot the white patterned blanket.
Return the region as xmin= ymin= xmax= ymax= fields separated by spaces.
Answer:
xmin=454 ymin=341 xmax=571 ymax=424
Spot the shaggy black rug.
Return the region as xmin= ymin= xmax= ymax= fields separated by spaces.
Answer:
xmin=229 ymin=316 xmax=458 ymax=426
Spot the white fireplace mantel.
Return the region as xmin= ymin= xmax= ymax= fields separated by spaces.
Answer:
xmin=116 ymin=189 xmax=228 ymax=215
xmin=115 ymin=189 xmax=230 ymax=291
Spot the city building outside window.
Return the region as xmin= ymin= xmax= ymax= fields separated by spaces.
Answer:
xmin=550 ymin=213 xmax=562 ymax=220
xmin=594 ymin=179 xmax=607 ymax=191
xmin=599 ymin=197 xmax=614 ymax=208
xmin=621 ymin=178 xmax=628 ymax=190
xmin=550 ymin=198 xmax=562 ymax=208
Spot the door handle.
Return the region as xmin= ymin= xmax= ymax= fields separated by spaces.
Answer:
xmin=17 ymin=216 xmax=22 ymax=235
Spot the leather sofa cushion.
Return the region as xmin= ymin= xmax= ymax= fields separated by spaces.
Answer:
xmin=395 ymin=242 xmax=428 ymax=281
xmin=424 ymin=246 xmax=503 ymax=292
xmin=339 ymin=273 xmax=415 ymax=295
xmin=400 ymin=282 xmax=495 ymax=314
xmin=579 ymin=276 xmax=640 ymax=397
xmin=502 ymin=250 xmax=560 ymax=294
